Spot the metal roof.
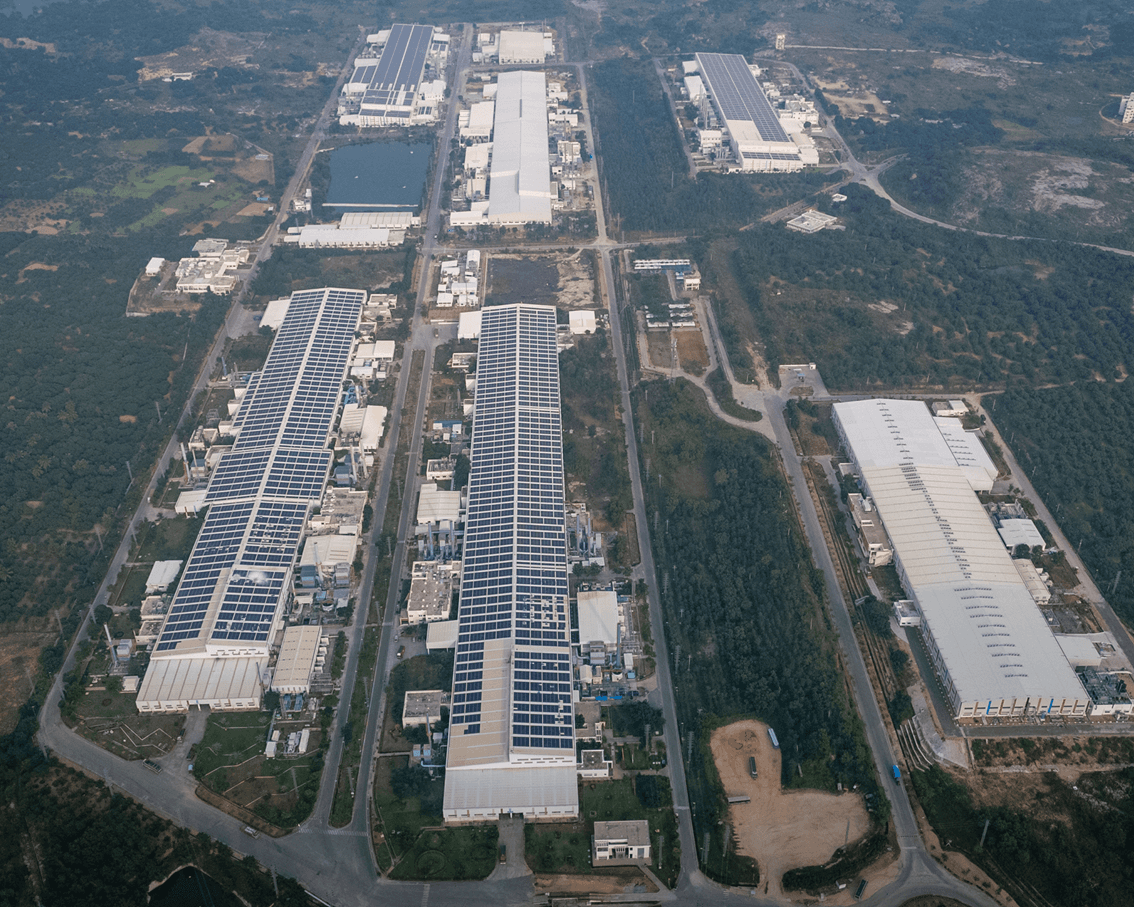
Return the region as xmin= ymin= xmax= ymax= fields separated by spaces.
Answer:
xmin=861 ymin=462 xmax=1086 ymax=710
xmin=835 ymin=399 xmax=996 ymax=490
xmin=695 ymin=53 xmax=790 ymax=144
xmin=487 ymin=71 xmax=552 ymax=223
xmin=444 ymin=304 xmax=577 ymax=820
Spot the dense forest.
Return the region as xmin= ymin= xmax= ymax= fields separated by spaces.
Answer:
xmin=559 ymin=330 xmax=632 ymax=532
xmin=633 ymin=380 xmax=881 ymax=880
xmin=0 ymin=232 xmax=226 ymax=623
xmin=714 ymin=185 xmax=1134 ymax=389
xmin=588 ymin=58 xmax=833 ymax=235
xmin=989 ymin=381 xmax=1134 ymax=627
xmin=914 ymin=764 xmax=1134 ymax=907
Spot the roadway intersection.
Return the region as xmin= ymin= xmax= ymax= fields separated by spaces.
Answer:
xmin=38 ymin=30 xmax=1015 ymax=907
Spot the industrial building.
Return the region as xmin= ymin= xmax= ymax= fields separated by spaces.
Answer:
xmin=450 ymin=71 xmax=553 ymax=227
xmin=497 ymin=30 xmax=551 ymax=64
xmin=405 ymin=561 xmax=458 ymax=624
xmin=339 ymin=24 xmax=447 ymax=127
xmin=592 ymin=820 xmax=651 ymax=864
xmin=577 ymin=589 xmax=623 ymax=664
xmin=1120 ymin=93 xmax=1134 ymax=125
xmin=174 ymin=239 xmax=250 ymax=294
xmin=271 ymin=625 xmax=325 ymax=695
xmin=137 ymin=288 xmax=365 ymax=712
xmin=403 ymin=690 xmax=450 ymax=728
xmin=692 ymin=53 xmax=816 ymax=171
xmin=834 ymin=399 xmax=1091 ymax=722
xmin=442 ymin=304 xmax=578 ymax=823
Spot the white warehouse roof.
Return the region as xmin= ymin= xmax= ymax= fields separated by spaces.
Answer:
xmin=272 ymin=625 xmax=323 ymax=693
xmin=417 ymin=482 xmax=462 ymax=525
xmin=487 ymin=71 xmax=552 ymax=224
xmin=998 ymin=518 xmax=1046 ymax=550
xmin=835 ymin=398 xmax=996 ymax=490
xmin=835 ymin=399 xmax=1089 ymax=721
xmin=577 ymin=590 xmax=620 ymax=645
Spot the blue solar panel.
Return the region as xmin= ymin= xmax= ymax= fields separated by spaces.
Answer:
xmin=152 ymin=289 xmax=365 ymax=655
xmin=360 ymin=24 xmax=433 ymax=114
xmin=449 ymin=305 xmax=575 ymax=752
xmin=696 ymin=53 xmax=791 ymax=144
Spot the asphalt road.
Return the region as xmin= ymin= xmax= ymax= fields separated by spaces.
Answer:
xmin=36 ymin=36 xmax=1038 ymax=907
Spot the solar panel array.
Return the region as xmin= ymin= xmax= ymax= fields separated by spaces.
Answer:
xmin=359 ymin=23 xmax=434 ymax=115
xmin=154 ymin=288 xmax=364 ymax=655
xmin=451 ymin=305 xmax=575 ymax=751
xmin=696 ymin=52 xmax=791 ymax=144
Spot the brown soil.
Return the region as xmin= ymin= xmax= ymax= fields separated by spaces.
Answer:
xmin=533 ymin=867 xmax=657 ymax=894
xmin=710 ymin=719 xmax=871 ymax=899
xmin=0 ymin=631 xmax=54 ymax=734
xmin=647 ymin=332 xmax=675 ymax=370
xmin=675 ymin=328 xmax=708 ymax=375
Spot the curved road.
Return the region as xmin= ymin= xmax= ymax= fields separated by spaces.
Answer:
xmin=38 ymin=35 xmax=1029 ymax=907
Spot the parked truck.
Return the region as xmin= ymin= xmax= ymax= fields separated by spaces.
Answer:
xmin=891 ymin=764 xmax=901 ymax=782
xmin=767 ymin=727 xmax=779 ymax=749
xmin=748 ymin=756 xmax=758 ymax=779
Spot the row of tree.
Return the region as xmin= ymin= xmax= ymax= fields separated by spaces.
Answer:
xmin=634 ymin=380 xmax=883 ymax=883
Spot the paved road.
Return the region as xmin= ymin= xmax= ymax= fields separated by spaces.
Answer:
xmin=36 ymin=34 xmax=1032 ymax=907
xmin=576 ymin=61 xmax=701 ymax=889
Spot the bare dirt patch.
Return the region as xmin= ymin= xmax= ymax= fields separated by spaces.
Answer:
xmin=675 ymin=329 xmax=708 ymax=376
xmin=0 ymin=631 xmax=53 ymax=734
xmin=647 ymin=331 xmax=675 ymax=370
xmin=931 ymin=56 xmax=1015 ymax=88
xmin=484 ymin=251 xmax=596 ymax=310
xmin=711 ymin=719 xmax=871 ymax=899
xmin=813 ymin=78 xmax=890 ymax=122
xmin=533 ymin=868 xmax=656 ymax=895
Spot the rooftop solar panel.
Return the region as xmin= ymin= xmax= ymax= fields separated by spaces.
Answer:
xmin=151 ymin=288 xmax=364 ymax=657
xmin=358 ymin=23 xmax=433 ymax=118
xmin=448 ymin=305 xmax=574 ymax=757
xmin=696 ymin=52 xmax=791 ymax=144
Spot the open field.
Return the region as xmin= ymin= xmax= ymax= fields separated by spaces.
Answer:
xmin=484 ymin=251 xmax=596 ymax=309
xmin=70 ymin=689 xmax=183 ymax=760
xmin=0 ymin=628 xmax=56 ymax=734
xmin=711 ymin=720 xmax=871 ymax=898
xmin=192 ymin=713 xmax=323 ymax=829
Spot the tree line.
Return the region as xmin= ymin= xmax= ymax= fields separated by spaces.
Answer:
xmin=634 ymin=380 xmax=883 ymax=882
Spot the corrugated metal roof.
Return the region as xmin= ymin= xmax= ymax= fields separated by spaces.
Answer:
xmin=487 ymin=72 xmax=552 ymax=223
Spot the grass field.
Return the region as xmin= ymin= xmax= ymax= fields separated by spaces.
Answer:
xmin=193 ymin=712 xmax=322 ymax=829
xmin=112 ymin=165 xmax=216 ymax=199
xmin=388 ymin=826 xmax=497 ymax=881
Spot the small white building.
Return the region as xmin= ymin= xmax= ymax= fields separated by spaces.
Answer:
xmin=577 ymin=589 xmax=622 ymax=663
xmin=145 ymin=560 xmax=184 ymax=594
xmin=405 ymin=561 xmax=457 ymax=624
xmin=569 ymin=310 xmax=597 ymax=335
xmin=403 ymin=689 xmax=449 ymax=727
xmin=932 ymin=399 xmax=968 ymax=418
xmin=593 ymin=820 xmax=651 ymax=864
xmin=145 ymin=257 xmax=165 ymax=276
xmin=1120 ymin=94 xmax=1134 ymax=124
xmin=998 ymin=518 xmax=1045 ymax=551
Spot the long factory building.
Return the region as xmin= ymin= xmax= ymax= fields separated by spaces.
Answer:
xmin=694 ymin=52 xmax=810 ymax=171
xmin=137 ymin=288 xmax=366 ymax=712
xmin=339 ymin=23 xmax=446 ymax=127
xmin=450 ymin=70 xmax=553 ymax=228
xmin=442 ymin=304 xmax=578 ymax=823
xmin=834 ymin=399 xmax=1090 ymax=722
